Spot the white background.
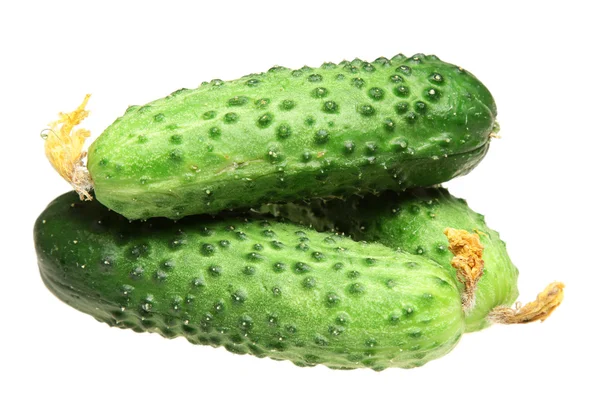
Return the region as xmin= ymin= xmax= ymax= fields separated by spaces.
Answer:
xmin=1 ymin=1 xmax=598 ymax=399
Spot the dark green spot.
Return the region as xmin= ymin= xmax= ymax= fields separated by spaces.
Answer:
xmin=312 ymin=87 xmax=328 ymax=98
xmin=201 ymin=243 xmax=215 ymax=256
xmin=368 ymin=87 xmax=384 ymax=101
xmin=314 ymin=129 xmax=329 ymax=144
xmin=231 ymin=290 xmax=247 ymax=305
xmin=208 ymin=265 xmax=222 ymax=277
xmin=308 ymin=74 xmax=323 ymax=82
xmin=255 ymin=98 xmax=270 ymax=108
xmin=224 ymin=112 xmax=239 ymax=123
xmin=348 ymin=282 xmax=365 ymax=295
xmin=397 ymin=65 xmax=412 ymax=75
xmin=257 ymin=113 xmax=273 ymax=128
xmin=294 ymin=262 xmax=311 ymax=274
xmin=326 ymin=292 xmax=340 ymax=307
xmin=414 ymin=101 xmax=427 ymax=114
xmin=322 ymin=101 xmax=339 ymax=114
xmin=396 ymin=102 xmax=409 ymax=115
xmin=347 ymin=270 xmax=360 ymax=279
xmin=203 ymin=111 xmax=216 ymax=120
xmin=394 ymin=86 xmax=410 ymax=97
xmin=277 ymin=124 xmax=291 ymax=139
xmin=273 ymin=262 xmax=287 ymax=272
xmin=358 ymin=104 xmax=375 ymax=116
xmin=344 ymin=141 xmax=355 ymax=154
xmin=302 ymin=277 xmax=317 ymax=289
xmin=333 ymin=262 xmax=344 ymax=270
xmin=352 ymin=77 xmax=365 ymax=88
xmin=280 ymin=100 xmax=296 ymax=110
xmin=154 ymin=113 xmax=165 ymax=122
xmin=228 ymin=96 xmax=248 ymax=106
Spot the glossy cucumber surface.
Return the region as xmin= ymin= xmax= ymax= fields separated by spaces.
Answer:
xmin=88 ymin=53 xmax=497 ymax=219
xmin=34 ymin=192 xmax=466 ymax=370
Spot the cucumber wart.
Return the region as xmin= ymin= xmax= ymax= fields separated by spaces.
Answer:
xmin=45 ymin=53 xmax=498 ymax=220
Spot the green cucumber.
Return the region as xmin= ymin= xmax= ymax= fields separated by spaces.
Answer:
xmin=35 ymin=192 xmax=466 ymax=370
xmin=261 ymin=188 xmax=519 ymax=332
xmin=84 ymin=53 xmax=497 ymax=219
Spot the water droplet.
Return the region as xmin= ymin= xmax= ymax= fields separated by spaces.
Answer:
xmin=154 ymin=113 xmax=165 ymax=122
xmin=312 ymin=252 xmax=325 ymax=262
xmin=246 ymin=79 xmax=260 ymax=87
xmin=390 ymin=75 xmax=404 ymax=83
xmin=384 ymin=118 xmax=395 ymax=132
xmin=308 ymin=74 xmax=323 ymax=82
xmin=272 ymin=286 xmax=282 ymax=296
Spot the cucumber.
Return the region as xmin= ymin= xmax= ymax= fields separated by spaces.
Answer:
xmin=35 ymin=192 xmax=466 ymax=370
xmin=82 ymin=53 xmax=496 ymax=219
xmin=261 ymin=188 xmax=519 ymax=332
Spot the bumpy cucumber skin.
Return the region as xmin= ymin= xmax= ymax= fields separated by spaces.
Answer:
xmin=263 ymin=188 xmax=519 ymax=332
xmin=88 ymin=53 xmax=496 ymax=220
xmin=34 ymin=192 xmax=465 ymax=370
